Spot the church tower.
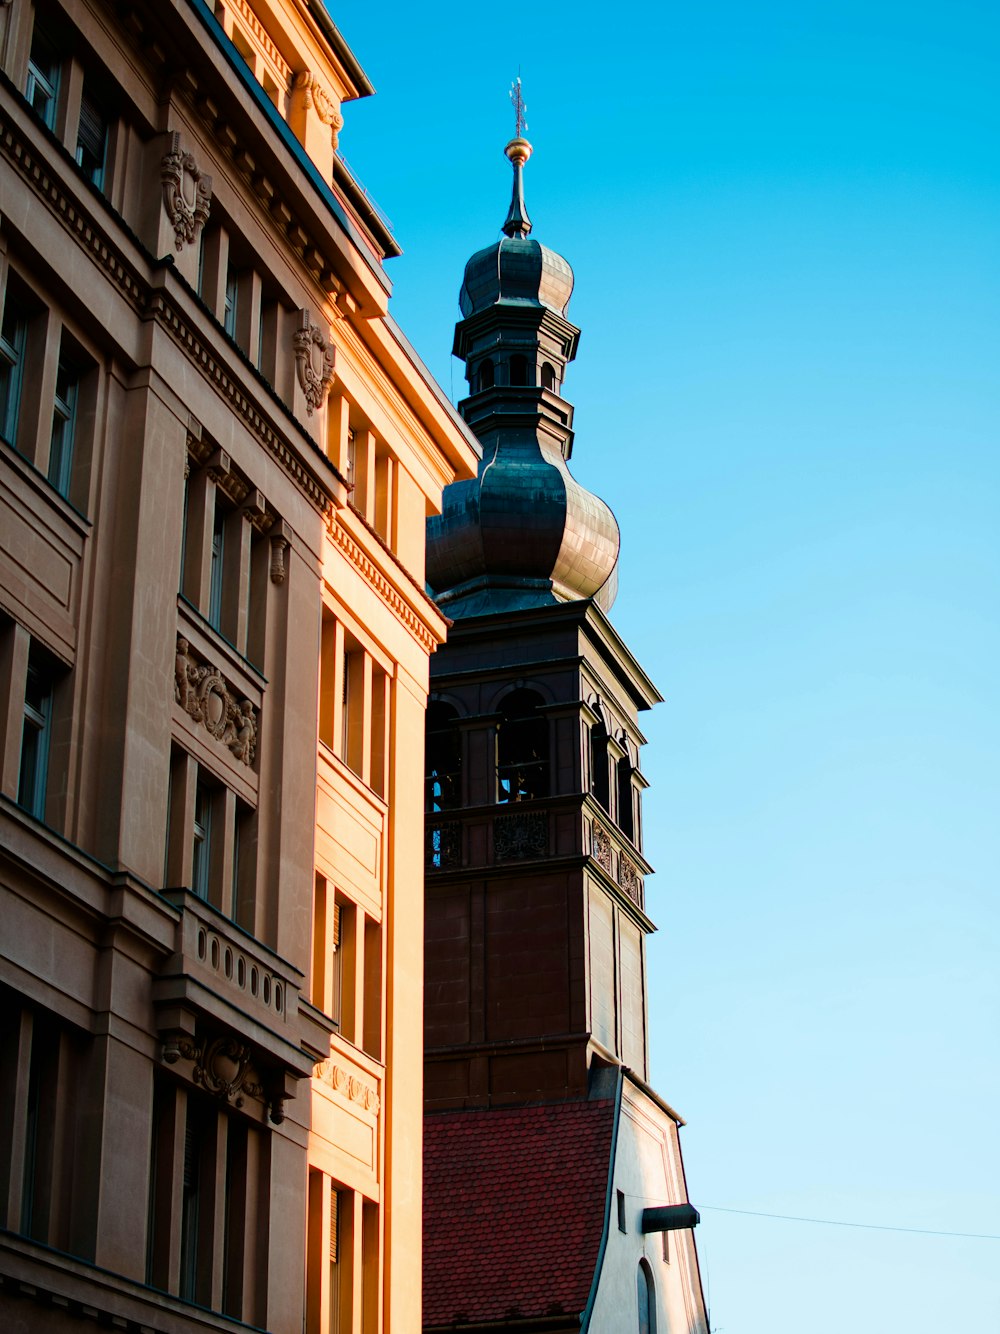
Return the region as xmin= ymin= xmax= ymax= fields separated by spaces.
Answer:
xmin=422 ymin=109 xmax=710 ymax=1334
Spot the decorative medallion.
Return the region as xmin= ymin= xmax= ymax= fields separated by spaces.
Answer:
xmin=161 ymin=132 xmax=212 ymax=251
xmin=175 ymin=634 xmax=257 ymax=766
xmin=293 ymin=311 xmax=335 ymax=415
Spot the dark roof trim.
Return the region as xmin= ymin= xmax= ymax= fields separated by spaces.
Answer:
xmin=579 ymin=1068 xmax=623 ymax=1332
xmin=306 ymin=1 xmax=376 ymax=97
xmin=186 ymin=0 xmax=398 ymax=277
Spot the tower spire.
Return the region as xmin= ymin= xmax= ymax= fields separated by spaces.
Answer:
xmin=503 ymin=78 xmax=532 ymax=238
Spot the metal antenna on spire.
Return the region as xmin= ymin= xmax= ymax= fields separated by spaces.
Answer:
xmin=510 ymin=77 xmax=527 ymax=138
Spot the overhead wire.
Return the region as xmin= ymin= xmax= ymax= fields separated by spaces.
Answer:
xmin=699 ymin=1205 xmax=1000 ymax=1241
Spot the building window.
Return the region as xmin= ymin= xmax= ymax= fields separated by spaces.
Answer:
xmin=192 ymin=781 xmax=212 ymax=899
xmin=426 ymin=701 xmax=461 ymax=812
xmin=208 ymin=505 xmax=226 ymax=629
xmin=617 ymin=1189 xmax=627 ymax=1233
xmin=509 ymin=354 xmax=528 ymax=386
xmin=26 ymin=26 xmax=60 ymax=130
xmin=75 ymin=87 xmax=109 ymax=189
xmin=590 ymin=721 xmax=610 ymax=812
xmin=477 ymin=358 xmax=494 ymax=392
xmin=637 ymin=1259 xmax=656 ymax=1334
xmin=224 ymin=269 xmax=238 ymax=338
xmin=541 ymin=361 xmax=556 ymax=391
xmin=496 ymin=689 xmax=548 ymax=803
xmin=18 ymin=656 xmax=52 ymax=819
xmin=617 ymin=755 xmax=635 ymax=842
xmin=0 ymin=300 xmax=26 ymax=447
xmin=47 ymin=359 xmax=78 ymax=498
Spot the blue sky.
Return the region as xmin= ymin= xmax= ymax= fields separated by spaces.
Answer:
xmin=332 ymin=2 xmax=1000 ymax=1328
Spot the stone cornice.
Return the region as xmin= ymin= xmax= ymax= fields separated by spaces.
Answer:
xmin=325 ymin=511 xmax=443 ymax=654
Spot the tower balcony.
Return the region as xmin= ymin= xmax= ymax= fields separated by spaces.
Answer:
xmin=425 ymin=794 xmax=652 ymax=922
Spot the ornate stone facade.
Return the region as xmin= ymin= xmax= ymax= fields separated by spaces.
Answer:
xmin=293 ymin=310 xmax=335 ymax=414
xmin=175 ymin=634 xmax=258 ymax=766
xmin=160 ymin=132 xmax=212 ymax=249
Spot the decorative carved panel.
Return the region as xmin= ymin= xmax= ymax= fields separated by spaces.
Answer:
xmin=161 ymin=133 xmax=212 ymax=250
xmin=314 ymin=1059 xmax=380 ymax=1113
xmin=494 ymin=811 xmax=547 ymax=862
xmin=293 ymin=311 xmax=335 ymax=414
xmin=618 ymin=854 xmax=643 ymax=908
xmin=175 ymin=634 xmax=257 ymax=765
xmin=592 ymin=823 xmax=613 ymax=874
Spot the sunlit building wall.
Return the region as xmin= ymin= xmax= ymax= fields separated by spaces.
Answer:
xmin=0 ymin=1 xmax=476 ymax=1330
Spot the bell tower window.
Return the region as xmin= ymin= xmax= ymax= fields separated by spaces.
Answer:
xmin=509 ymin=354 xmax=528 ymax=386
xmin=497 ymin=689 xmax=548 ymax=803
xmin=477 ymin=359 xmax=494 ymax=392
xmin=590 ymin=721 xmax=610 ymax=812
xmin=426 ymin=702 xmax=461 ymax=812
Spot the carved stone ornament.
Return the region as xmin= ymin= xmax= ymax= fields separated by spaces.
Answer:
xmin=161 ymin=132 xmax=212 ymax=251
xmin=293 ymin=71 xmax=345 ymax=146
xmin=163 ymin=1035 xmax=285 ymax=1123
xmin=592 ymin=823 xmax=613 ymax=874
xmin=269 ymin=534 xmax=288 ymax=585
xmin=293 ymin=312 xmax=335 ymax=414
xmin=314 ymin=1059 xmax=380 ymax=1112
xmin=618 ymin=854 xmax=643 ymax=907
xmin=175 ymin=634 xmax=257 ymax=766
xmin=494 ymin=811 xmax=547 ymax=862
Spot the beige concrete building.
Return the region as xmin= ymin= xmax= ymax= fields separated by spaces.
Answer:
xmin=0 ymin=1 xmax=476 ymax=1330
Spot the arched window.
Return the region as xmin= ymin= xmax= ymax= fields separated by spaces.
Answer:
xmin=426 ymin=702 xmax=461 ymax=812
xmin=541 ymin=361 xmax=556 ymax=391
xmin=637 ymin=1259 xmax=656 ymax=1334
xmin=590 ymin=721 xmax=609 ymax=812
xmin=509 ymin=354 xmax=528 ymax=386
xmin=617 ymin=755 xmax=634 ymax=841
xmin=477 ymin=358 xmax=494 ymax=392
xmin=496 ymin=689 xmax=548 ymax=803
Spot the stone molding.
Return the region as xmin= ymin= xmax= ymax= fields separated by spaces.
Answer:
xmin=293 ymin=310 xmax=335 ymax=414
xmin=325 ymin=512 xmax=439 ymax=653
xmin=229 ymin=0 xmax=291 ymax=81
xmin=314 ymin=1058 xmax=380 ymax=1112
xmin=160 ymin=132 xmax=212 ymax=250
xmin=175 ymin=634 xmax=257 ymax=766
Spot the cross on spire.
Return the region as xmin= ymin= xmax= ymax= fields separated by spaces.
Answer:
xmin=510 ymin=77 xmax=527 ymax=138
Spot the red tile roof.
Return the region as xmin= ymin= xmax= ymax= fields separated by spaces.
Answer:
xmin=423 ymin=1099 xmax=616 ymax=1329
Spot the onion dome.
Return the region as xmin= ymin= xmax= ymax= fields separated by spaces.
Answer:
xmin=426 ymin=132 xmax=620 ymax=619
xmin=459 ymin=136 xmax=575 ymax=319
